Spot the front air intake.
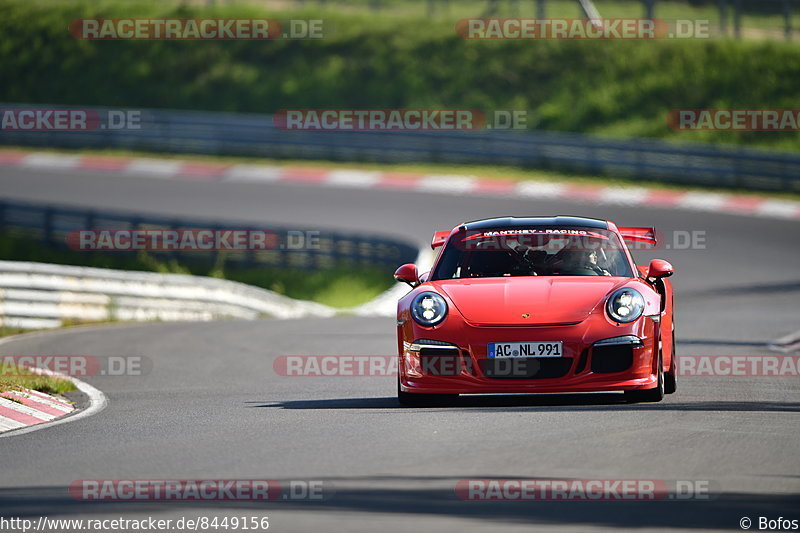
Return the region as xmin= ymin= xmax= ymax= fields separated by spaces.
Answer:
xmin=590 ymin=345 xmax=634 ymax=373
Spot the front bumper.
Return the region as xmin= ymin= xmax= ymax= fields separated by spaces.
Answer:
xmin=398 ymin=314 xmax=660 ymax=395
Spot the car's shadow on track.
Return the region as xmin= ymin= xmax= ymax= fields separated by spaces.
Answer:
xmin=248 ymin=396 xmax=800 ymax=412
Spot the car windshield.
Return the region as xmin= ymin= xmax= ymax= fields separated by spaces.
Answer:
xmin=431 ymin=227 xmax=634 ymax=279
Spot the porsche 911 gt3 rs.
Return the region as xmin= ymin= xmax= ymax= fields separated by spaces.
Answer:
xmin=394 ymin=216 xmax=675 ymax=406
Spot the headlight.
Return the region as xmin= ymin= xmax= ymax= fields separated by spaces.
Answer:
xmin=606 ymin=288 xmax=644 ymax=323
xmin=411 ymin=292 xmax=448 ymax=327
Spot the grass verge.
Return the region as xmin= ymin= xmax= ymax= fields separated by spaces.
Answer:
xmin=0 ymin=364 xmax=77 ymax=394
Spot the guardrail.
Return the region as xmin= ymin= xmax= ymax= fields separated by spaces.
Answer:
xmin=0 ymin=200 xmax=418 ymax=272
xmin=0 ymin=200 xmax=419 ymax=328
xmin=0 ymin=261 xmax=336 ymax=330
xmin=2 ymin=104 xmax=799 ymax=193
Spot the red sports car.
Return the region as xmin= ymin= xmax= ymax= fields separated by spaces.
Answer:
xmin=394 ymin=216 xmax=675 ymax=406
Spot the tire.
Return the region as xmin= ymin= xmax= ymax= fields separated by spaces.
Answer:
xmin=624 ymin=356 xmax=665 ymax=403
xmin=664 ymin=328 xmax=677 ymax=394
xmin=397 ymin=378 xmax=457 ymax=407
xmin=664 ymin=371 xmax=677 ymax=395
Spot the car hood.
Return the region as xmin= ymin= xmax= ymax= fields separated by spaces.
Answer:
xmin=434 ymin=277 xmax=629 ymax=326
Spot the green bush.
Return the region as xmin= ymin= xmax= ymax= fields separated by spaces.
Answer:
xmin=1 ymin=0 xmax=798 ymax=150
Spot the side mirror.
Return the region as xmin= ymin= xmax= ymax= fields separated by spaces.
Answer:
xmin=394 ymin=263 xmax=419 ymax=287
xmin=647 ymin=259 xmax=674 ymax=279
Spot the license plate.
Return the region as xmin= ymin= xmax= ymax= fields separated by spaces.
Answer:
xmin=488 ymin=342 xmax=563 ymax=358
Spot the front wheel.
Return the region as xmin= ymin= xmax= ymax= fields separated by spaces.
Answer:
xmin=624 ymin=357 xmax=664 ymax=403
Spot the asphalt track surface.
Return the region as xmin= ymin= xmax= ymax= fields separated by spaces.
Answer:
xmin=0 ymin=165 xmax=798 ymax=532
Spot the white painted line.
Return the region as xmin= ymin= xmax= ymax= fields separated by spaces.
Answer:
xmin=677 ymin=192 xmax=730 ymax=211
xmin=755 ymin=200 xmax=800 ymax=219
xmin=0 ymin=334 xmax=107 ymax=438
xmin=0 ymin=377 xmax=105 ymax=438
xmin=125 ymin=159 xmax=183 ymax=177
xmin=417 ymin=175 xmax=477 ymax=194
xmin=599 ymin=187 xmax=650 ymax=206
xmin=515 ymin=181 xmax=568 ymax=199
xmin=21 ymin=153 xmax=80 ymax=169
xmin=326 ymin=169 xmax=381 ymax=188
xmin=223 ymin=164 xmax=283 ymax=182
